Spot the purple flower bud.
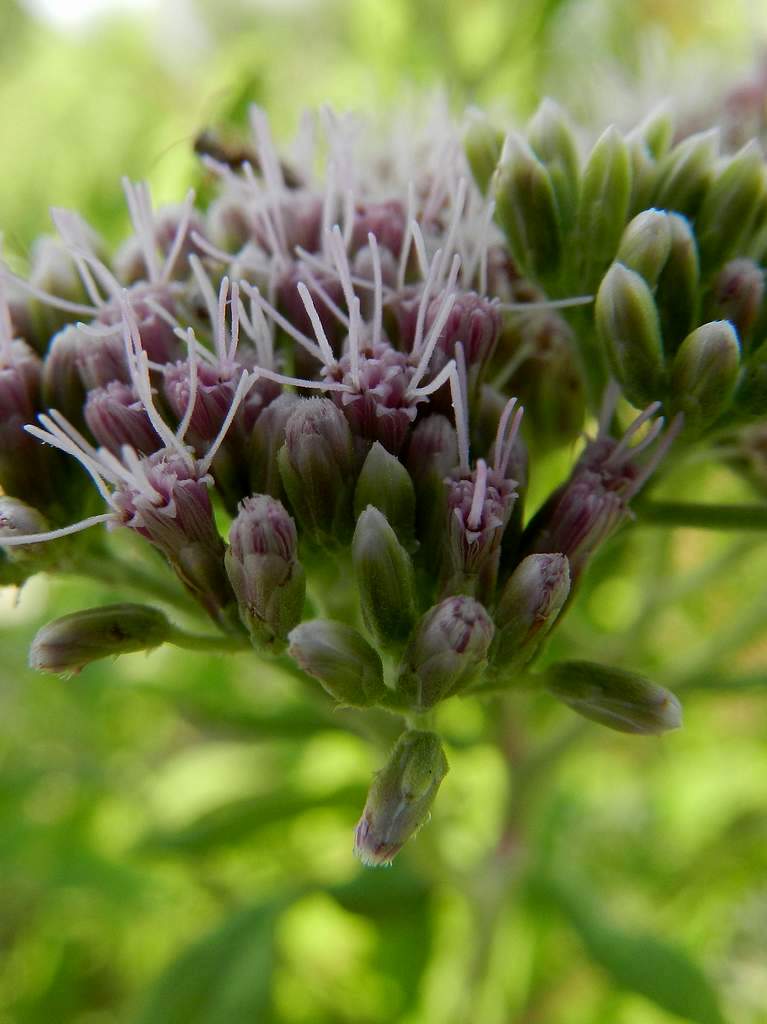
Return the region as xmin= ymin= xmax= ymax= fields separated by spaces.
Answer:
xmin=354 ymin=730 xmax=449 ymax=866
xmin=277 ymin=398 xmax=355 ymax=541
xmin=545 ymin=660 xmax=683 ymax=735
xmin=706 ymin=258 xmax=764 ymax=351
xmin=29 ymin=603 xmax=171 ymax=677
xmin=350 ymin=199 xmax=407 ymax=256
xmin=0 ymin=340 xmax=48 ymax=503
xmin=327 ymin=340 xmax=420 ymax=454
xmin=425 ymin=290 xmax=501 ymax=386
xmin=288 ymin=619 xmax=386 ymax=707
xmin=276 ymin=267 xmax=345 ymax=362
xmin=84 ymin=382 xmax=162 ymax=455
xmin=96 ymin=291 xmax=180 ymax=366
xmin=225 ymin=494 xmax=305 ymax=651
xmin=42 ymin=326 xmax=87 ymax=423
xmin=442 ymin=460 xmax=517 ymax=601
xmin=112 ymin=451 xmax=234 ymax=624
xmin=406 ymin=414 xmax=459 ymax=484
xmin=396 ymin=595 xmax=494 ymax=709
xmin=163 ymin=361 xmax=238 ymax=447
xmin=493 ymin=553 xmax=570 ymax=671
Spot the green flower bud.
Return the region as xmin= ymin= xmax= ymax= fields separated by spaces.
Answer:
xmin=573 ymin=126 xmax=632 ymax=290
xmin=527 ymin=98 xmax=580 ymax=232
xmin=670 ymin=321 xmax=741 ymax=435
xmin=354 ymin=442 xmax=416 ymax=551
xmin=596 ymin=262 xmax=665 ymax=408
xmin=653 ymin=128 xmax=719 ymax=218
xmin=396 ymin=595 xmax=494 ymax=710
xmin=288 ymin=619 xmax=387 ymax=707
xmin=29 ymin=603 xmax=171 ymax=677
xmin=655 ymin=212 xmax=700 ymax=358
xmin=628 ymin=103 xmax=674 ymax=161
xmin=616 ymin=209 xmax=672 ymax=287
xmin=354 ymin=730 xmax=449 ymax=866
xmin=464 ymin=109 xmax=503 ymax=193
xmin=696 ymin=140 xmax=766 ymax=270
xmin=249 ymin=393 xmax=301 ymax=499
xmin=493 ymin=553 xmax=570 ymax=671
xmin=735 ymin=337 xmax=767 ymax=418
xmin=544 ymin=660 xmax=682 ymax=735
xmin=278 ymin=397 xmax=355 ymax=543
xmin=353 ymin=506 xmax=417 ymax=649
xmin=705 ymin=258 xmax=764 ymax=352
xmin=225 ymin=495 xmax=305 ymax=652
xmin=493 ymin=132 xmax=562 ymax=281
xmin=0 ymin=497 xmax=51 ymax=564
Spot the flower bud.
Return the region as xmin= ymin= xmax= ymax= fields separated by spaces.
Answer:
xmin=353 ymin=506 xmax=417 ymax=650
xmin=42 ymin=326 xmax=87 ymax=425
xmin=406 ymin=413 xmax=458 ymax=561
xmin=705 ymin=258 xmax=764 ymax=351
xmin=494 ymin=132 xmax=562 ymax=281
xmin=349 ymin=199 xmax=407 ymax=256
xmin=396 ymin=596 xmax=494 ymax=710
xmin=670 ymin=321 xmax=741 ymax=435
xmin=616 ymin=209 xmax=672 ymax=287
xmin=0 ymin=339 xmax=51 ymax=505
xmin=655 ymin=212 xmax=700 ymax=358
xmin=84 ymin=382 xmax=161 ymax=455
xmin=465 ymin=109 xmax=503 ymax=193
xmin=653 ymin=128 xmax=719 ymax=218
xmin=163 ymin=361 xmax=237 ymax=447
xmin=544 ymin=660 xmax=683 ymax=735
xmin=29 ymin=603 xmax=171 ymax=677
xmin=249 ymin=392 xmax=301 ymax=498
xmin=424 ymin=291 xmax=502 ymax=390
xmin=288 ymin=619 xmax=386 ymax=707
xmin=493 ymin=554 xmax=571 ymax=671
xmin=354 ymin=730 xmax=449 ymax=866
xmin=596 ymin=262 xmax=665 ymax=408
xmin=354 ymin=442 xmax=416 ymax=551
xmin=628 ymin=104 xmax=674 ymax=162
xmin=278 ymin=398 xmax=355 ymax=542
xmin=527 ymin=98 xmax=580 ymax=232
xmin=734 ymin=337 xmax=767 ymax=419
xmin=225 ymin=495 xmax=305 ymax=651
xmin=573 ymin=126 xmax=631 ymax=289
xmin=696 ymin=140 xmax=766 ymax=270
xmin=0 ymin=497 xmax=51 ymax=563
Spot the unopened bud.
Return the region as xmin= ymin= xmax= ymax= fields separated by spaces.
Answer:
xmin=278 ymin=398 xmax=355 ymax=542
xmin=655 ymin=213 xmax=700 ymax=358
xmin=29 ymin=603 xmax=170 ymax=677
xmin=573 ymin=126 xmax=632 ymax=290
xmin=84 ymin=382 xmax=161 ymax=455
xmin=465 ymin=109 xmax=504 ymax=193
xmin=493 ymin=554 xmax=570 ymax=671
xmin=288 ymin=620 xmax=386 ymax=707
xmin=616 ymin=209 xmax=672 ymax=287
xmin=653 ymin=128 xmax=719 ymax=218
xmin=249 ymin=393 xmax=301 ymax=498
xmin=225 ymin=495 xmax=305 ymax=651
xmin=42 ymin=326 xmax=87 ymax=425
xmin=705 ymin=258 xmax=764 ymax=351
xmin=670 ymin=321 xmax=740 ymax=435
xmin=596 ymin=262 xmax=665 ymax=408
xmin=396 ymin=595 xmax=494 ymax=710
xmin=354 ymin=442 xmax=416 ymax=550
xmin=735 ymin=337 xmax=767 ymax=419
xmin=0 ymin=497 xmax=51 ymax=563
xmin=527 ymin=98 xmax=580 ymax=232
xmin=353 ymin=506 xmax=417 ymax=649
xmin=629 ymin=104 xmax=674 ymax=161
xmin=544 ymin=660 xmax=683 ymax=735
xmin=494 ymin=132 xmax=562 ymax=281
xmin=354 ymin=730 xmax=449 ymax=866
xmin=696 ymin=140 xmax=766 ymax=269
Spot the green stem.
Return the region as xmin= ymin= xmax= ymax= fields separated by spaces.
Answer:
xmin=165 ymin=625 xmax=251 ymax=653
xmin=70 ymin=554 xmax=199 ymax=613
xmin=636 ymin=500 xmax=767 ymax=532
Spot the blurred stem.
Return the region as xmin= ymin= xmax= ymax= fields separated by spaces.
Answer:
xmin=70 ymin=552 xmax=199 ymax=613
xmin=165 ymin=626 xmax=250 ymax=653
xmin=636 ymin=500 xmax=767 ymax=531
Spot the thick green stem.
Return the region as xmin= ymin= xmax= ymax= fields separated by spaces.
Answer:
xmin=636 ymin=500 xmax=767 ymax=531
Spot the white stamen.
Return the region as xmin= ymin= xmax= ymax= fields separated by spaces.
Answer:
xmin=368 ymin=232 xmax=383 ymax=348
xmin=397 ymin=181 xmax=416 ymax=289
xmin=161 ymin=189 xmax=196 ymax=284
xmin=468 ymin=459 xmax=488 ymax=531
xmin=255 ymin=366 xmax=350 ymax=393
xmin=412 ymin=245 xmax=443 ymax=355
xmin=0 ymin=268 xmax=97 ymax=317
xmin=122 ymin=179 xmax=160 ymax=284
xmin=199 ymin=370 xmax=252 ymax=474
xmin=409 ymin=254 xmax=461 ymax=391
xmin=498 ymin=295 xmax=595 ymax=312
xmin=241 ymin=282 xmax=323 ymax=362
xmin=175 ymin=328 xmax=199 ymax=443
xmin=493 ymin=397 xmax=524 ymax=478
xmin=436 ymin=177 xmax=467 ymax=287
xmin=0 ymin=513 xmax=115 ymax=546
xmin=296 ymin=282 xmax=336 ymax=367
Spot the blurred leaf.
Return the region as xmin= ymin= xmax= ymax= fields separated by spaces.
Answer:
xmin=139 ymin=784 xmax=367 ymax=855
xmin=536 ymin=874 xmax=727 ymax=1024
xmin=135 ymin=902 xmax=285 ymax=1024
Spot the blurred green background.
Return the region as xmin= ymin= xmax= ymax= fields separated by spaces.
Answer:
xmin=3 ymin=1 xmax=767 ymax=1022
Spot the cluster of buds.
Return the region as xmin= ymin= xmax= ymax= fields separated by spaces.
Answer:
xmin=5 ymin=97 xmax=764 ymax=866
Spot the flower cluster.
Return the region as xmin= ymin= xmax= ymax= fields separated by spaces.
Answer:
xmin=2 ymin=99 xmax=764 ymax=864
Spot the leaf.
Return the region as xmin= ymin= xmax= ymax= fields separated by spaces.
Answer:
xmin=135 ymin=902 xmax=282 ymax=1024
xmin=138 ymin=784 xmax=367 ymax=855
xmin=537 ymin=875 xmax=727 ymax=1024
